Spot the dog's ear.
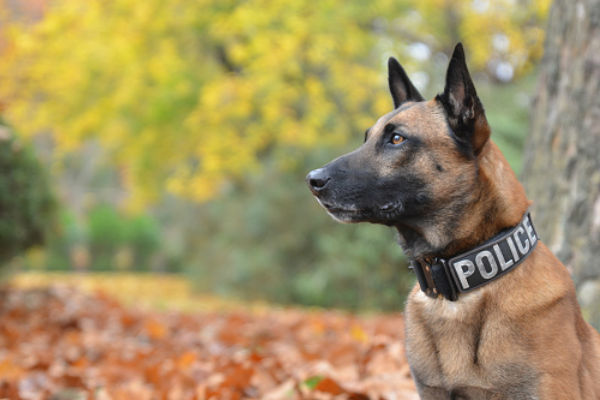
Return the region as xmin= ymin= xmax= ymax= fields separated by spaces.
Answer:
xmin=388 ymin=57 xmax=424 ymax=108
xmin=438 ymin=43 xmax=490 ymax=155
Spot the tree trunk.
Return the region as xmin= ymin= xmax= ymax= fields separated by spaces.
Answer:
xmin=522 ymin=0 xmax=600 ymax=329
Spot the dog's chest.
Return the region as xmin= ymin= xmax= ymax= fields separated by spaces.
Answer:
xmin=405 ymin=291 xmax=525 ymax=391
xmin=406 ymin=294 xmax=484 ymax=384
xmin=405 ymin=291 xmax=540 ymax=398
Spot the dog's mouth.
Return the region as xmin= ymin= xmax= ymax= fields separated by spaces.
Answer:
xmin=317 ymin=199 xmax=402 ymax=223
xmin=379 ymin=202 xmax=402 ymax=213
xmin=318 ymin=200 xmax=360 ymax=215
xmin=321 ymin=202 xmax=357 ymax=213
xmin=314 ymin=199 xmax=360 ymax=223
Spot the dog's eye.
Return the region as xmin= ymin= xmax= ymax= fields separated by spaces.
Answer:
xmin=390 ymin=133 xmax=406 ymax=145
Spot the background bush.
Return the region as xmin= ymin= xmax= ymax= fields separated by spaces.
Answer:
xmin=0 ymin=120 xmax=55 ymax=268
xmin=44 ymin=206 xmax=167 ymax=272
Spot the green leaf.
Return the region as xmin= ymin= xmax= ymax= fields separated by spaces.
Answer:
xmin=303 ymin=375 xmax=324 ymax=390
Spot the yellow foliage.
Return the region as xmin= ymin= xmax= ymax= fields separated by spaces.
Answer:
xmin=0 ymin=0 xmax=550 ymax=207
xmin=10 ymin=272 xmax=269 ymax=312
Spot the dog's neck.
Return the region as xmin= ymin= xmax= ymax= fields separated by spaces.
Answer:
xmin=395 ymin=140 xmax=531 ymax=260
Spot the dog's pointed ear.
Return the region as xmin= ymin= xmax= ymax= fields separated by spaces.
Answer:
xmin=388 ymin=57 xmax=424 ymax=108
xmin=438 ymin=43 xmax=490 ymax=155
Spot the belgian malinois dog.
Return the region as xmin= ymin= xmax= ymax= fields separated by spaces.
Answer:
xmin=306 ymin=43 xmax=600 ymax=399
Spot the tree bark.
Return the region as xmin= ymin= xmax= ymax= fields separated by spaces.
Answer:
xmin=522 ymin=0 xmax=600 ymax=329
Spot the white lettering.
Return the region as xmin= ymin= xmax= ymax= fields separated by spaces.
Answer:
xmin=475 ymin=250 xmax=498 ymax=279
xmin=453 ymin=260 xmax=475 ymax=290
xmin=523 ymin=216 xmax=537 ymax=246
xmin=507 ymin=236 xmax=520 ymax=262
xmin=493 ymin=243 xmax=514 ymax=271
xmin=514 ymin=227 xmax=530 ymax=254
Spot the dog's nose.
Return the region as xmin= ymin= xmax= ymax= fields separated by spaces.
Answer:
xmin=306 ymin=168 xmax=330 ymax=193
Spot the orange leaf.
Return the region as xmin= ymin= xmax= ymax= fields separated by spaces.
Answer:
xmin=144 ymin=318 xmax=167 ymax=340
xmin=0 ymin=359 xmax=24 ymax=380
xmin=351 ymin=324 xmax=368 ymax=343
xmin=177 ymin=351 xmax=197 ymax=370
xmin=314 ymin=377 xmax=345 ymax=395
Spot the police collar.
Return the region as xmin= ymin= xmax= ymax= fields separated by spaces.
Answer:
xmin=409 ymin=212 xmax=538 ymax=301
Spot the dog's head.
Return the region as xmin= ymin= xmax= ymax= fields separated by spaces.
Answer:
xmin=306 ymin=44 xmax=492 ymax=254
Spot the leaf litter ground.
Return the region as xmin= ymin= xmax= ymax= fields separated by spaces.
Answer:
xmin=0 ymin=284 xmax=417 ymax=399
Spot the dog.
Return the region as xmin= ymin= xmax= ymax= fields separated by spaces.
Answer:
xmin=306 ymin=43 xmax=600 ymax=399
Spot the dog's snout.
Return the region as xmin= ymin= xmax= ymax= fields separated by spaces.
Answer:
xmin=306 ymin=168 xmax=330 ymax=193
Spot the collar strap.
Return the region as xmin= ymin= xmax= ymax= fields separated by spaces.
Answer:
xmin=409 ymin=212 xmax=538 ymax=301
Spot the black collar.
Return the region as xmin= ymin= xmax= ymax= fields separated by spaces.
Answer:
xmin=409 ymin=212 xmax=538 ymax=301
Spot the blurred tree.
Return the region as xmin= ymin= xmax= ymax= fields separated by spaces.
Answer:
xmin=522 ymin=0 xmax=600 ymax=329
xmin=0 ymin=119 xmax=55 ymax=267
xmin=0 ymin=0 xmax=549 ymax=208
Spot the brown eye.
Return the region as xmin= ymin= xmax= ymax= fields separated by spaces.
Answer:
xmin=391 ymin=133 xmax=405 ymax=145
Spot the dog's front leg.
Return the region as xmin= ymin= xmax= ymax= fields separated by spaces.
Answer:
xmin=415 ymin=383 xmax=451 ymax=399
xmin=412 ymin=372 xmax=451 ymax=400
xmin=537 ymin=373 xmax=584 ymax=400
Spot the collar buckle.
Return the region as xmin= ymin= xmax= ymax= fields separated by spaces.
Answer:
xmin=410 ymin=257 xmax=458 ymax=301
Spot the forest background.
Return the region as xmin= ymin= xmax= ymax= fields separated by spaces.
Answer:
xmin=0 ymin=0 xmax=551 ymax=311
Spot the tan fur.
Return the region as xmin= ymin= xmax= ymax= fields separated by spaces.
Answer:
xmin=399 ymin=104 xmax=600 ymax=398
